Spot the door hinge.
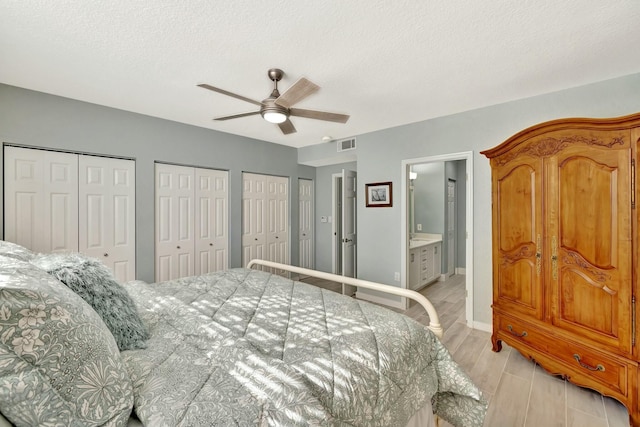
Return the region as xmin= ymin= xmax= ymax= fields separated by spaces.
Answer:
xmin=632 ymin=159 xmax=636 ymax=209
xmin=633 ymin=295 xmax=636 ymax=347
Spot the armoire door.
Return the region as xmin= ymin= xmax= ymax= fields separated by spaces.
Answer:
xmin=155 ymin=163 xmax=195 ymax=281
xmin=4 ymin=146 xmax=78 ymax=253
xmin=78 ymin=155 xmax=136 ymax=282
xmin=547 ymin=135 xmax=632 ymax=353
xmin=298 ymin=178 xmax=314 ymax=269
xmin=492 ymin=154 xmax=544 ymax=320
xmin=195 ymin=168 xmax=228 ymax=274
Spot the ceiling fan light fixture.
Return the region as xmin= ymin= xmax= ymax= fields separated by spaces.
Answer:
xmin=262 ymin=111 xmax=288 ymax=124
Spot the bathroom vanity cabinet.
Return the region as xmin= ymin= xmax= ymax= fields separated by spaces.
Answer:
xmin=409 ymin=238 xmax=442 ymax=291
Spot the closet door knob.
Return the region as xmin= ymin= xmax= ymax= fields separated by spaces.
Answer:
xmin=103 ymin=253 xmax=109 ymax=257
xmin=209 ymin=243 xmax=213 ymax=246
xmin=177 ymin=246 xmax=181 ymax=249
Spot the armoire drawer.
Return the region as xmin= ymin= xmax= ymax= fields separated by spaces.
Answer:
xmin=497 ymin=315 xmax=629 ymax=395
xmin=556 ymin=343 xmax=629 ymax=395
xmin=497 ymin=315 xmax=539 ymax=347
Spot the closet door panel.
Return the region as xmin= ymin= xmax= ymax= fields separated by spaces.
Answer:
xmin=4 ymin=147 xmax=78 ymax=253
xmin=195 ymin=168 xmax=228 ymax=274
xmin=79 ymin=156 xmax=135 ymax=283
xmin=298 ymin=179 xmax=314 ymax=269
xmin=155 ymin=164 xmax=194 ymax=282
xmin=242 ymin=173 xmax=267 ymax=267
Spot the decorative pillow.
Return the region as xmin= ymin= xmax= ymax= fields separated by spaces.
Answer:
xmin=0 ymin=256 xmax=133 ymax=426
xmin=31 ymin=253 xmax=149 ymax=351
xmin=0 ymin=240 xmax=35 ymax=262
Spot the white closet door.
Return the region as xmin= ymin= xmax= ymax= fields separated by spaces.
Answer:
xmin=79 ymin=155 xmax=136 ymax=282
xmin=242 ymin=172 xmax=267 ymax=267
xmin=298 ymin=179 xmax=314 ymax=269
xmin=155 ymin=163 xmax=194 ymax=282
xmin=267 ymin=175 xmax=289 ymax=268
xmin=4 ymin=147 xmax=78 ymax=253
xmin=195 ymin=168 xmax=228 ymax=274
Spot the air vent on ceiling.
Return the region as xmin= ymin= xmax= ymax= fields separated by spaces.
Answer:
xmin=337 ymin=137 xmax=356 ymax=152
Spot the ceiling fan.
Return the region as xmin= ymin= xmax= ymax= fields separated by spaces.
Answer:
xmin=198 ymin=68 xmax=350 ymax=135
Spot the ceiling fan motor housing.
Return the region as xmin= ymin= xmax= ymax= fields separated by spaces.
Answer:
xmin=261 ymin=98 xmax=288 ymax=123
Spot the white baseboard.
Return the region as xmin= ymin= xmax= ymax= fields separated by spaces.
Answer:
xmin=355 ymin=291 xmax=405 ymax=310
xmin=455 ymin=267 xmax=466 ymax=275
xmin=471 ymin=320 xmax=492 ymax=333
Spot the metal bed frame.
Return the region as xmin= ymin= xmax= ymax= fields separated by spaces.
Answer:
xmin=246 ymin=259 xmax=443 ymax=339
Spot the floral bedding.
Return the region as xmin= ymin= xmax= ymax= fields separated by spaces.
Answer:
xmin=121 ymin=268 xmax=487 ymax=426
xmin=0 ymin=237 xmax=486 ymax=427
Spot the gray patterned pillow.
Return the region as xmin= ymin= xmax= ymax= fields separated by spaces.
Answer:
xmin=31 ymin=253 xmax=149 ymax=351
xmin=0 ymin=240 xmax=35 ymax=262
xmin=0 ymin=256 xmax=133 ymax=426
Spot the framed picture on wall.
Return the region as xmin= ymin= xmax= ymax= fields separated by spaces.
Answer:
xmin=365 ymin=181 xmax=392 ymax=207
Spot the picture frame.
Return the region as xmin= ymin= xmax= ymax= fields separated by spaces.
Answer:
xmin=365 ymin=181 xmax=392 ymax=207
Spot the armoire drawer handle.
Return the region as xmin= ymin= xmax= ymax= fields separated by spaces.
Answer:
xmin=507 ymin=325 xmax=527 ymax=338
xmin=177 ymin=246 xmax=181 ymax=249
xmin=209 ymin=243 xmax=213 ymax=246
xmin=573 ymin=354 xmax=605 ymax=372
xmin=103 ymin=253 xmax=109 ymax=257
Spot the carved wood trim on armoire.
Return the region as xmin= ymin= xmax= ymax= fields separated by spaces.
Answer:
xmin=482 ymin=113 xmax=640 ymax=426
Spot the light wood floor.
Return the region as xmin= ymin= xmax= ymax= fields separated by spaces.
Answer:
xmin=299 ymin=274 xmax=631 ymax=427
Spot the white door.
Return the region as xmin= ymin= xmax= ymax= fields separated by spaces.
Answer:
xmin=155 ymin=163 xmax=194 ymax=281
xmin=341 ymin=169 xmax=357 ymax=295
xmin=268 ymin=175 xmax=289 ymax=265
xmin=4 ymin=146 xmax=78 ymax=253
xmin=195 ymin=168 xmax=228 ymax=274
xmin=298 ymin=178 xmax=314 ymax=269
xmin=447 ymin=179 xmax=456 ymax=276
xmin=242 ymin=172 xmax=267 ymax=267
xmin=79 ymin=155 xmax=136 ymax=282
xmin=267 ymin=175 xmax=289 ymax=275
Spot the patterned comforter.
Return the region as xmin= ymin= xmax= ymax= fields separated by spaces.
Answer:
xmin=121 ymin=268 xmax=486 ymax=426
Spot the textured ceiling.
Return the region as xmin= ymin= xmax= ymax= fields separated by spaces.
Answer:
xmin=2 ymin=1 xmax=640 ymax=148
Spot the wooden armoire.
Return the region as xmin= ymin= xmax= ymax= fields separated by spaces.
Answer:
xmin=481 ymin=113 xmax=640 ymax=426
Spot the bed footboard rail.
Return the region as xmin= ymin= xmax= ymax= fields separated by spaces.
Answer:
xmin=246 ymin=259 xmax=443 ymax=339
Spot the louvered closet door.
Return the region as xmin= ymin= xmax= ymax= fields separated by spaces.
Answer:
xmin=195 ymin=168 xmax=229 ymax=274
xmin=4 ymin=146 xmax=78 ymax=253
xmin=155 ymin=164 xmax=194 ymax=282
xmin=242 ymin=173 xmax=267 ymax=267
xmin=78 ymin=155 xmax=136 ymax=282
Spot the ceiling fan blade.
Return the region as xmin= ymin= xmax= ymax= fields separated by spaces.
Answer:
xmin=198 ymin=84 xmax=262 ymax=107
xmin=290 ymin=108 xmax=350 ymax=124
xmin=278 ymin=119 xmax=297 ymax=135
xmin=214 ymin=111 xmax=260 ymax=121
xmin=274 ymin=77 xmax=320 ymax=108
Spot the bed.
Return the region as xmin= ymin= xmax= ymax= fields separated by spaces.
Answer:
xmin=0 ymin=241 xmax=486 ymax=426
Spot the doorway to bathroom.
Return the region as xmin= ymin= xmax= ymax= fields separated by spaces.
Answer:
xmin=401 ymin=152 xmax=474 ymax=327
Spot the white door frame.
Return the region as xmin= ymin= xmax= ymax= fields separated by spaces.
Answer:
xmin=400 ymin=151 xmax=474 ymax=328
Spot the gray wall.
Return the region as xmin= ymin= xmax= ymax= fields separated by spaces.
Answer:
xmin=0 ymin=84 xmax=315 ymax=283
xmin=300 ymin=72 xmax=640 ymax=327
xmin=313 ymin=161 xmax=357 ymax=273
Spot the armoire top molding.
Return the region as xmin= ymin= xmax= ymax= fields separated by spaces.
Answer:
xmin=481 ymin=112 xmax=640 ymax=159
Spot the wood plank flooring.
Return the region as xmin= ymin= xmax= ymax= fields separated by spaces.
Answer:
xmin=299 ymin=274 xmax=631 ymax=427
